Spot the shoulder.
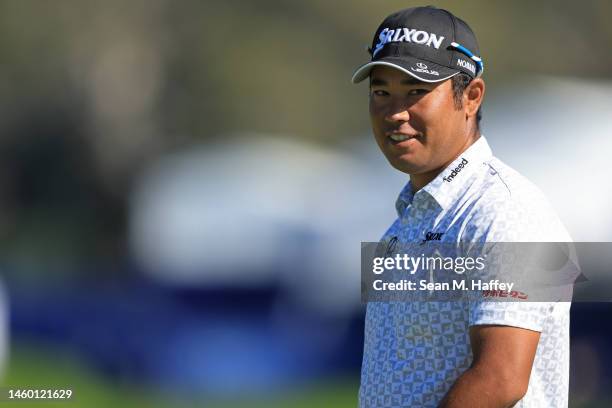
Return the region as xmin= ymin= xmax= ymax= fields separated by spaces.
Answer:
xmin=460 ymin=157 xmax=571 ymax=242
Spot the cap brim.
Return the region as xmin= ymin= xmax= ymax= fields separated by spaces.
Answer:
xmin=351 ymin=57 xmax=459 ymax=84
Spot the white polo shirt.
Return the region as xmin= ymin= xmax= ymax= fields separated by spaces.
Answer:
xmin=359 ymin=136 xmax=572 ymax=408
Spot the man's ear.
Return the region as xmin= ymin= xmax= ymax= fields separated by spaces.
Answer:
xmin=464 ymin=78 xmax=485 ymax=119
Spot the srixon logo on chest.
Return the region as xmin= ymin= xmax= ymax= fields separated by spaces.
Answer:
xmin=443 ymin=158 xmax=468 ymax=183
xmin=420 ymin=231 xmax=444 ymax=245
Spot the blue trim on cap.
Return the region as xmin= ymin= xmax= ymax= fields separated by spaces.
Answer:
xmin=450 ymin=42 xmax=484 ymax=77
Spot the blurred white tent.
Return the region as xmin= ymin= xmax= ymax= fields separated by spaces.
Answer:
xmin=485 ymin=76 xmax=612 ymax=242
xmin=129 ymin=135 xmax=406 ymax=315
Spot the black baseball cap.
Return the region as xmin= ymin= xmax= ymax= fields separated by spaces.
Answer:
xmin=351 ymin=6 xmax=483 ymax=84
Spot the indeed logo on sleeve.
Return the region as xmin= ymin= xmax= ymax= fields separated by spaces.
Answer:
xmin=443 ymin=158 xmax=468 ymax=183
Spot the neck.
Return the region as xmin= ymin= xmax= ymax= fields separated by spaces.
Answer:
xmin=410 ymin=131 xmax=480 ymax=193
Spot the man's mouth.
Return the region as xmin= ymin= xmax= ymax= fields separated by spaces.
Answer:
xmin=387 ymin=131 xmax=422 ymax=143
xmin=389 ymin=134 xmax=414 ymax=142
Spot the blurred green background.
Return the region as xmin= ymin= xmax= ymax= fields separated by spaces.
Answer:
xmin=0 ymin=0 xmax=611 ymax=407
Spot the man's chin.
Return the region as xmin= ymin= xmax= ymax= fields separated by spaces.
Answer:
xmin=388 ymin=159 xmax=427 ymax=175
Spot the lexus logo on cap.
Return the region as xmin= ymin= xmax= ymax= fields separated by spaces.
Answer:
xmin=411 ymin=62 xmax=439 ymax=76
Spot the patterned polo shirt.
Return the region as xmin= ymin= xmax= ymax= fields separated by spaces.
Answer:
xmin=359 ymin=136 xmax=572 ymax=407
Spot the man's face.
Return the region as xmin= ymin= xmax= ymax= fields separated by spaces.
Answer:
xmin=369 ymin=66 xmax=471 ymax=177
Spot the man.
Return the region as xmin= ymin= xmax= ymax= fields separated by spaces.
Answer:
xmin=352 ymin=6 xmax=572 ymax=408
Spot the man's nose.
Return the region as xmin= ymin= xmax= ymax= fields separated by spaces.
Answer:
xmin=385 ymin=101 xmax=410 ymax=122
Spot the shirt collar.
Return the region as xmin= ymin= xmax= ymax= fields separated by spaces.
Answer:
xmin=395 ymin=179 xmax=415 ymax=216
xmin=422 ymin=136 xmax=493 ymax=210
xmin=395 ymin=136 xmax=493 ymax=215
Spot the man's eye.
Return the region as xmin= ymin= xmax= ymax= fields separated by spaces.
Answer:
xmin=408 ymin=89 xmax=428 ymax=95
xmin=372 ymin=90 xmax=389 ymax=96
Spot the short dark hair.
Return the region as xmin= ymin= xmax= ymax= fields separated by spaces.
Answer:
xmin=451 ymin=73 xmax=482 ymax=129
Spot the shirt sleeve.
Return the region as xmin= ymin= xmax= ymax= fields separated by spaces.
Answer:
xmin=468 ymin=300 xmax=553 ymax=332
xmin=463 ymin=185 xmax=573 ymax=332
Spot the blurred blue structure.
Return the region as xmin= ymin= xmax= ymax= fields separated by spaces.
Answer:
xmin=7 ymin=275 xmax=364 ymax=397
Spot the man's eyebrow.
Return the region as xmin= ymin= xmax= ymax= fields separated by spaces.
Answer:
xmin=370 ymin=76 xmax=426 ymax=86
xmin=370 ymin=78 xmax=387 ymax=86
xmin=401 ymin=77 xmax=424 ymax=85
